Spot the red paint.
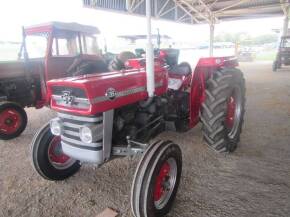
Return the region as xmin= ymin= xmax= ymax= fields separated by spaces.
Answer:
xmin=125 ymin=59 xmax=145 ymax=69
xmin=226 ymin=96 xmax=236 ymax=129
xmin=0 ymin=108 xmax=22 ymax=134
xmin=48 ymin=136 xmax=70 ymax=164
xmin=24 ymin=24 xmax=53 ymax=35
xmin=154 ymin=161 xmax=171 ymax=202
xmin=197 ymin=56 xmax=238 ymax=68
xmin=47 ymin=62 xmax=168 ymax=115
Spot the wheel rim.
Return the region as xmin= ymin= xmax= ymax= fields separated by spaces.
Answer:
xmin=154 ymin=157 xmax=177 ymax=210
xmin=48 ymin=136 xmax=75 ymax=169
xmin=0 ymin=108 xmax=22 ymax=135
xmin=226 ymin=86 xmax=242 ymax=139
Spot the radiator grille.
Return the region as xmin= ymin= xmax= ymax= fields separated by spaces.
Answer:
xmin=58 ymin=112 xmax=103 ymax=150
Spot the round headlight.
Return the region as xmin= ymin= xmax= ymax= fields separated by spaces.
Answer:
xmin=50 ymin=118 xmax=62 ymax=136
xmin=79 ymin=126 xmax=93 ymax=143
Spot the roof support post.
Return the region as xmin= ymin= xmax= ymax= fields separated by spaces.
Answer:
xmin=209 ymin=18 xmax=215 ymax=57
xmin=283 ymin=8 xmax=289 ymax=36
xmin=146 ymin=0 xmax=155 ymax=98
xmin=283 ymin=16 xmax=288 ymax=36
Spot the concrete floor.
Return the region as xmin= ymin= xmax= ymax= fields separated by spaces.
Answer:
xmin=0 ymin=62 xmax=290 ymax=217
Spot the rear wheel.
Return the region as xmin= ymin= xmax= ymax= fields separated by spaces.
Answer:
xmin=201 ymin=68 xmax=245 ymax=153
xmin=31 ymin=123 xmax=81 ymax=181
xmin=0 ymin=102 xmax=27 ymax=140
xmin=131 ymin=140 xmax=182 ymax=217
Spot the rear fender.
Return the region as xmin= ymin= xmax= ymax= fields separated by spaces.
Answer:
xmin=189 ymin=56 xmax=238 ymax=128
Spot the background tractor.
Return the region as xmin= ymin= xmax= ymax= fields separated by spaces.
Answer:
xmin=0 ymin=22 xmax=104 ymax=139
xmin=31 ymin=41 xmax=246 ymax=217
xmin=273 ymin=35 xmax=290 ymax=71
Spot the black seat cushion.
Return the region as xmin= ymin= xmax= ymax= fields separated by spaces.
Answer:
xmin=168 ymin=62 xmax=192 ymax=76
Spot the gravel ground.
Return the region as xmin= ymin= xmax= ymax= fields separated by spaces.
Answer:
xmin=1 ymin=62 xmax=290 ymax=217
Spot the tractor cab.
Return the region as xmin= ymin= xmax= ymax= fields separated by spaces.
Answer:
xmin=0 ymin=22 xmax=104 ymax=140
xmin=21 ymin=22 xmax=103 ymax=81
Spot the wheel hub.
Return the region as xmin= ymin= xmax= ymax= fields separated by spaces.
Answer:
xmin=154 ymin=162 xmax=171 ymax=202
xmin=226 ymin=87 xmax=242 ymax=139
xmin=0 ymin=109 xmax=22 ymax=134
xmin=48 ymin=136 xmax=71 ymax=166
xmin=226 ymin=96 xmax=236 ymax=129
xmin=154 ymin=158 xmax=178 ymax=210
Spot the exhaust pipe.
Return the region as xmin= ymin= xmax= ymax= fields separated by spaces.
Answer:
xmin=146 ymin=0 xmax=155 ymax=98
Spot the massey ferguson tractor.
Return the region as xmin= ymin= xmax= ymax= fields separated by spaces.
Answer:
xmin=31 ymin=36 xmax=245 ymax=217
xmin=0 ymin=22 xmax=105 ymax=140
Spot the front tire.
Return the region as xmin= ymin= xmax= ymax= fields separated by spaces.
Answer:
xmin=201 ymin=68 xmax=246 ymax=153
xmin=31 ymin=123 xmax=81 ymax=181
xmin=131 ymin=140 xmax=182 ymax=217
xmin=0 ymin=102 xmax=27 ymax=140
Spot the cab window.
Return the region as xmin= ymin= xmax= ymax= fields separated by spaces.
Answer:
xmin=52 ymin=31 xmax=81 ymax=56
xmin=82 ymin=35 xmax=100 ymax=55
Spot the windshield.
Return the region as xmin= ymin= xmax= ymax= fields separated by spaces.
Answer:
xmin=24 ymin=34 xmax=48 ymax=59
xmin=52 ymin=31 xmax=80 ymax=56
xmin=51 ymin=31 xmax=100 ymax=56
xmin=82 ymin=35 xmax=100 ymax=55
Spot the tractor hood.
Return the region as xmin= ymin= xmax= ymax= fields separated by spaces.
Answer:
xmin=47 ymin=60 xmax=168 ymax=116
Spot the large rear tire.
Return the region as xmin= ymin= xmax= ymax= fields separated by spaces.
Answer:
xmin=131 ymin=140 xmax=182 ymax=217
xmin=201 ymin=68 xmax=245 ymax=153
xmin=31 ymin=123 xmax=81 ymax=181
xmin=0 ymin=102 xmax=27 ymax=140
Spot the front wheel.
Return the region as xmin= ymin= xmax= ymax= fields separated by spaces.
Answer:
xmin=131 ymin=140 xmax=182 ymax=217
xmin=201 ymin=68 xmax=246 ymax=153
xmin=0 ymin=102 xmax=27 ymax=140
xmin=31 ymin=123 xmax=81 ymax=181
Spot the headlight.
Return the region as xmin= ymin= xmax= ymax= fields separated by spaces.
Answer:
xmin=50 ymin=118 xmax=62 ymax=136
xmin=79 ymin=126 xmax=93 ymax=143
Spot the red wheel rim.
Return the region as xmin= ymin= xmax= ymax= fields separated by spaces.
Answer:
xmin=154 ymin=162 xmax=171 ymax=202
xmin=226 ymin=95 xmax=236 ymax=129
xmin=0 ymin=108 xmax=22 ymax=134
xmin=48 ymin=136 xmax=70 ymax=165
xmin=153 ymin=157 xmax=177 ymax=210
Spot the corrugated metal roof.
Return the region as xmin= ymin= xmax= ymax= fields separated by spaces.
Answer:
xmin=83 ymin=0 xmax=288 ymax=24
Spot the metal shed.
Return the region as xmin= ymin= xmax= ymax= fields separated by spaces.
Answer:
xmin=83 ymin=0 xmax=290 ymax=96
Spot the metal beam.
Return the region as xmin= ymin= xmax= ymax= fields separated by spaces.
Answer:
xmin=174 ymin=1 xmax=201 ymax=23
xmin=159 ymin=5 xmax=176 ymax=17
xmin=214 ymin=0 xmax=252 ymax=13
xmin=131 ymin=0 xmax=145 ymax=12
xmin=178 ymin=0 xmax=211 ymax=22
xmin=157 ymin=0 xmax=172 ymax=17
xmin=216 ymin=5 xmax=282 ymax=16
xmin=196 ymin=0 xmax=218 ymax=22
xmin=209 ymin=19 xmax=215 ymax=56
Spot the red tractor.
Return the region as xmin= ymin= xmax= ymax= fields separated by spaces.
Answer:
xmin=31 ymin=40 xmax=245 ymax=216
xmin=0 ymin=22 xmax=104 ymax=139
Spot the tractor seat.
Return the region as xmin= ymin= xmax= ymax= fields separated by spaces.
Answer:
xmin=168 ymin=62 xmax=192 ymax=76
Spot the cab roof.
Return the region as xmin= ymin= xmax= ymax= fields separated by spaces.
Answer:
xmin=24 ymin=22 xmax=100 ymax=35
